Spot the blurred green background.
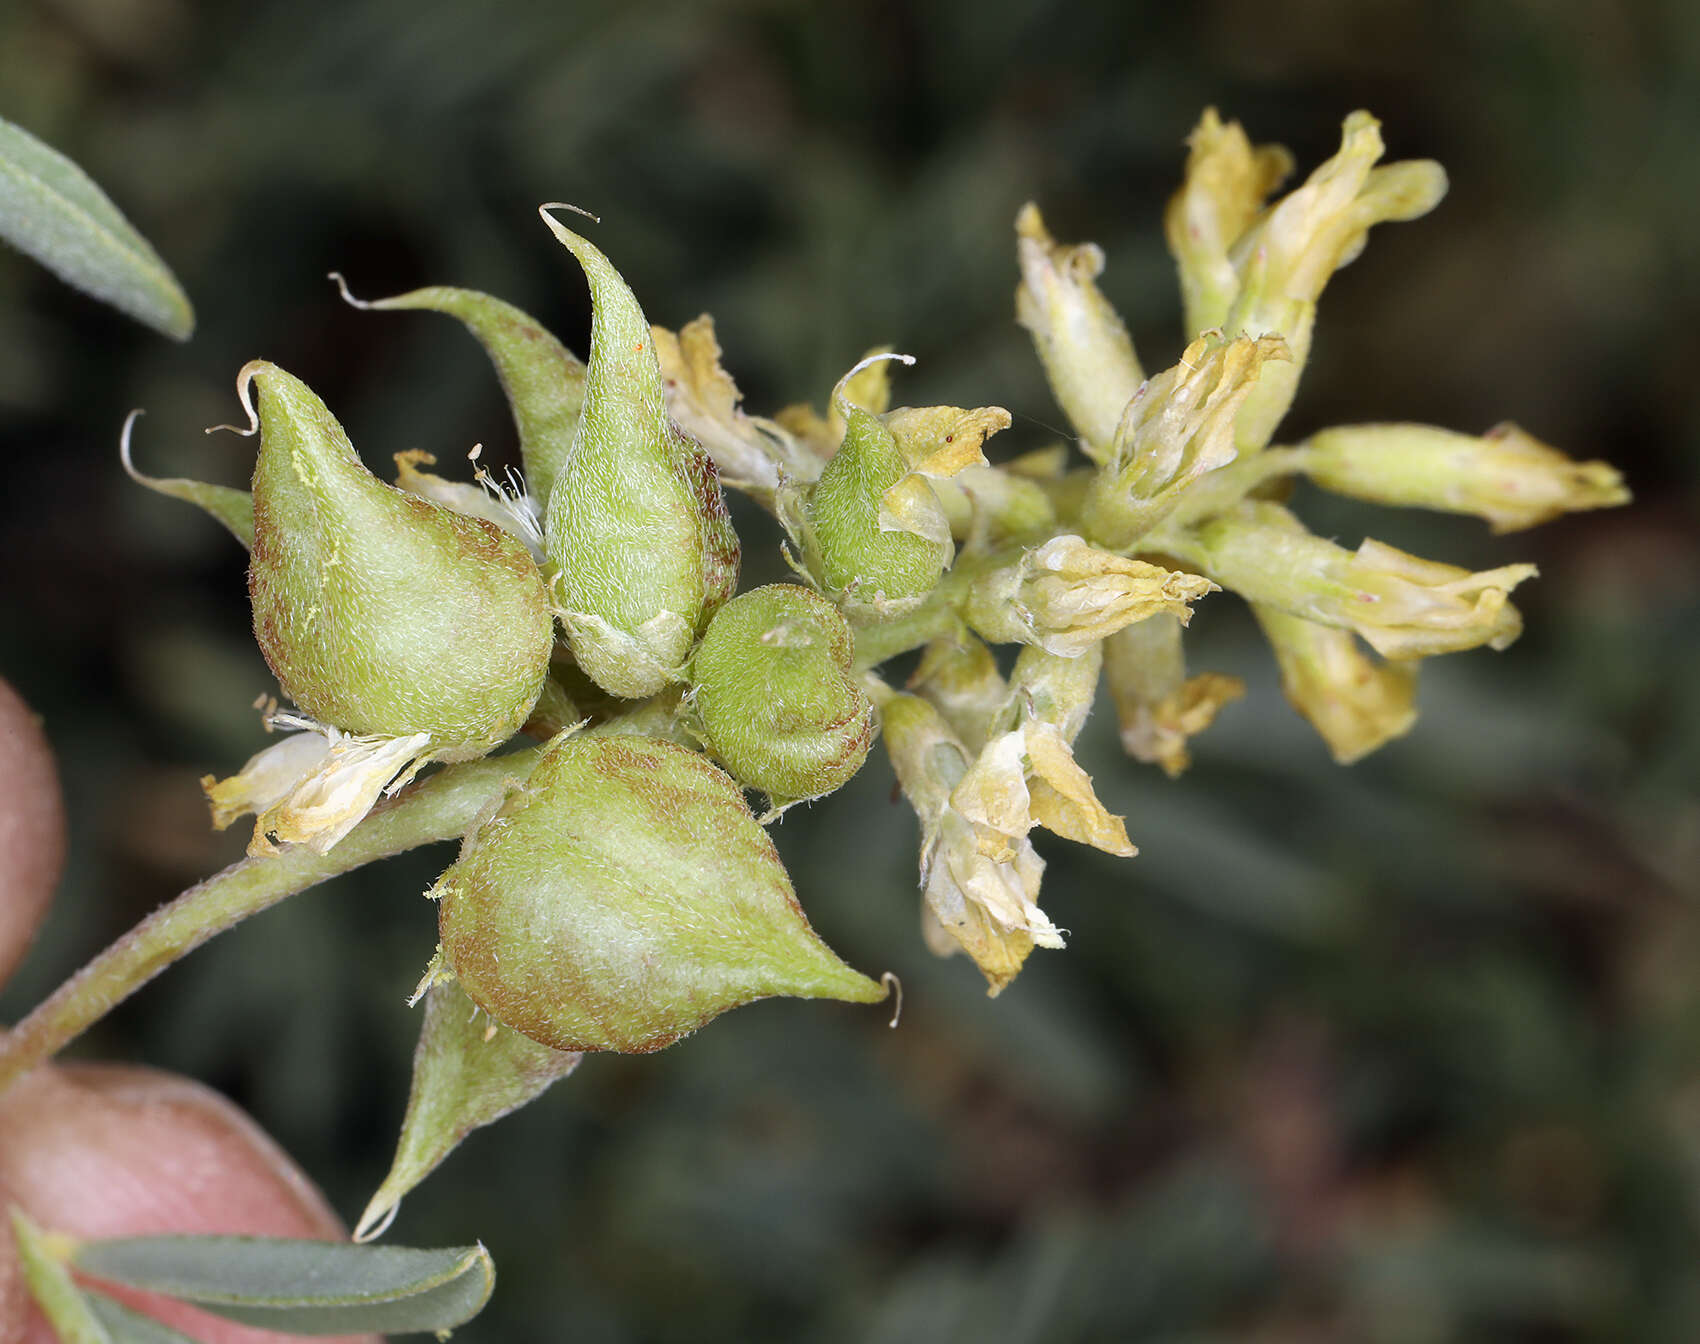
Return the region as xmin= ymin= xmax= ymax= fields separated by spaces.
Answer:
xmin=2 ymin=0 xmax=1697 ymax=1339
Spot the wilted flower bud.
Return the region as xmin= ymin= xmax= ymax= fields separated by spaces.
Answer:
xmin=1102 ymin=615 xmax=1243 ymax=777
xmin=1081 ymin=332 xmax=1287 ymax=549
xmin=332 ymin=276 xmax=585 ymax=500
xmin=1014 ymin=202 xmax=1143 ymax=461
xmin=963 ymin=534 xmax=1215 ymax=658
xmin=690 ymin=584 xmax=875 ymax=805
xmin=876 ymin=690 xmax=1054 ymax=996
xmin=540 ymin=208 xmax=739 ymax=698
xmin=208 ymin=361 xmax=554 ymax=855
xmin=953 ymin=643 xmax=1136 ymax=859
xmin=1166 ymin=501 xmax=1537 ymax=659
xmin=1298 ymin=421 xmax=1630 ymax=534
xmin=1216 ymin=112 xmax=1448 ymax=453
xmin=1252 ymin=604 xmax=1418 ymax=763
xmin=435 ymin=731 xmax=886 ymax=1054
xmin=1165 ymin=107 xmax=1295 ymax=336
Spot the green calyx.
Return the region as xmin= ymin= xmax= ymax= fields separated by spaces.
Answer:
xmin=690 ymin=584 xmax=875 ymax=805
xmin=435 ymin=731 xmax=887 ymax=1053
xmin=245 ymin=360 xmax=554 ymax=753
xmin=540 ymin=207 xmax=740 ymax=699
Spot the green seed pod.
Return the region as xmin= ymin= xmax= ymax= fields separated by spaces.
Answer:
xmin=332 ymin=276 xmax=586 ymax=500
xmin=803 ymin=372 xmax=950 ymax=614
xmin=435 ymin=732 xmax=886 ymax=1053
xmin=245 ymin=360 xmax=553 ymax=754
xmin=540 ymin=207 xmax=739 ymax=699
xmin=690 ymin=584 xmax=875 ymax=804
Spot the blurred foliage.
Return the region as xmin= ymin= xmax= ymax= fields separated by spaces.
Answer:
xmin=1 ymin=0 xmax=1697 ymax=1340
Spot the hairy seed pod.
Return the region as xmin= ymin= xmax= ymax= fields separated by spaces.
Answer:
xmin=246 ymin=360 xmax=553 ymax=754
xmin=691 ymin=584 xmax=874 ymax=804
xmin=803 ymin=400 xmax=949 ymax=612
xmin=540 ymin=208 xmax=739 ymax=698
xmin=435 ymin=732 xmax=886 ymax=1053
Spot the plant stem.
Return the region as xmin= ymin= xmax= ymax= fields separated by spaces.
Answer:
xmin=0 ymin=746 xmax=542 ymax=1098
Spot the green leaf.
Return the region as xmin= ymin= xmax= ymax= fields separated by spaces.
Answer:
xmin=72 ymin=1236 xmax=495 ymax=1336
xmin=0 ymin=114 xmax=194 ymax=340
xmin=10 ymin=1206 xmax=112 ymax=1344
xmin=83 ymin=1292 xmax=199 ymax=1343
xmin=357 ymin=979 xmax=581 ymax=1241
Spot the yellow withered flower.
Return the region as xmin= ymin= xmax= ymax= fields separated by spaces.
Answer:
xmin=964 ymin=534 xmax=1215 ymax=658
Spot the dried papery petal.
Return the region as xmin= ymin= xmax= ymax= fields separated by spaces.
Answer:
xmin=540 ymin=207 xmax=740 ymax=698
xmin=877 ymin=691 xmax=1061 ymax=995
xmin=652 ymin=315 xmax=815 ymax=498
xmin=1102 ymin=616 xmax=1243 ymax=778
xmin=964 ymin=535 xmax=1215 ymax=658
xmin=203 ymin=716 xmax=434 ymax=857
xmin=1253 ymin=604 xmax=1419 ymax=763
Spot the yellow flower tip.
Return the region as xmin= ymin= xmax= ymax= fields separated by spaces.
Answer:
xmin=1166 ymin=109 xmax=1295 ymax=334
xmin=1479 ymin=422 xmax=1632 ymax=532
xmin=203 ymin=714 xmax=434 ymax=856
xmin=1118 ymin=672 xmax=1246 ymax=779
xmin=1014 ymin=203 xmax=1143 ymax=458
xmin=1254 ymin=605 xmax=1419 ymax=764
xmin=1349 ymin=541 xmax=1537 ymax=658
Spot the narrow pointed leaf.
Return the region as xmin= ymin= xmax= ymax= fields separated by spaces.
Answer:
xmin=83 ymin=1292 xmax=200 ymax=1343
xmin=72 ymin=1236 xmax=494 ymax=1335
xmin=357 ymin=980 xmax=582 ymax=1241
xmin=0 ymin=114 xmax=193 ymax=339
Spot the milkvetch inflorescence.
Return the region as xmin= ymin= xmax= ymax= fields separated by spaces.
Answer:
xmin=60 ymin=107 xmax=1628 ymax=1232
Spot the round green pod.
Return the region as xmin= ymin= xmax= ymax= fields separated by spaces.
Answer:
xmin=435 ymin=732 xmax=885 ymax=1053
xmin=691 ymin=584 xmax=875 ymax=803
xmin=803 ymin=404 xmax=949 ymax=606
xmin=246 ymin=360 xmax=553 ymax=754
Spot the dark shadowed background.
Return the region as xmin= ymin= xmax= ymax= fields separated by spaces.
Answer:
xmin=2 ymin=1 xmax=1697 ymax=1340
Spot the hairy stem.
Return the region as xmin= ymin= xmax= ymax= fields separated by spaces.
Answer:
xmin=0 ymin=746 xmax=543 ymax=1097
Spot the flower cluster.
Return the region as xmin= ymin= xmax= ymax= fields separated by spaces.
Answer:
xmin=116 ymin=110 xmax=1627 ymax=1220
